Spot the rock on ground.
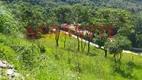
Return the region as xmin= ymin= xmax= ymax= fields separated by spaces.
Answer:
xmin=0 ymin=60 xmax=25 ymax=80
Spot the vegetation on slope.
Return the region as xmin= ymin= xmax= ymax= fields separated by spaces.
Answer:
xmin=0 ymin=33 xmax=142 ymax=80
xmin=0 ymin=0 xmax=142 ymax=80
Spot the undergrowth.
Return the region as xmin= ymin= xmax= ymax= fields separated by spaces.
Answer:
xmin=0 ymin=33 xmax=142 ymax=80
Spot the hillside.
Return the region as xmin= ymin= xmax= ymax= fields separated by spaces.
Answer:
xmin=15 ymin=0 xmax=142 ymax=13
xmin=0 ymin=33 xmax=142 ymax=80
xmin=0 ymin=0 xmax=142 ymax=80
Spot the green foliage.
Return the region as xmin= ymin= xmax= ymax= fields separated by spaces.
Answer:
xmin=0 ymin=3 xmax=19 ymax=34
xmin=135 ymin=12 xmax=142 ymax=33
xmin=134 ymin=12 xmax=142 ymax=47
xmin=10 ymin=1 xmax=46 ymax=28
xmin=0 ymin=44 xmax=16 ymax=61
xmin=95 ymin=33 xmax=108 ymax=48
xmin=0 ymin=34 xmax=17 ymax=61
xmin=136 ymin=34 xmax=142 ymax=47
xmin=72 ymin=4 xmax=90 ymax=24
xmin=0 ymin=33 xmax=142 ymax=80
xmin=2 ymin=2 xmax=26 ymax=35
xmin=53 ymin=5 xmax=73 ymax=24
xmin=38 ymin=44 xmax=46 ymax=53
xmin=0 ymin=33 xmax=42 ymax=69
xmin=106 ymin=35 xmax=132 ymax=54
xmin=105 ymin=35 xmax=132 ymax=62
xmin=20 ymin=43 xmax=40 ymax=69
xmin=0 ymin=0 xmax=142 ymax=79
xmin=89 ymin=8 xmax=135 ymax=36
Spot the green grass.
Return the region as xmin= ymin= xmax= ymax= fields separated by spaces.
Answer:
xmin=0 ymin=33 xmax=142 ymax=80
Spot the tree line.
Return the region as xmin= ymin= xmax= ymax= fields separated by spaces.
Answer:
xmin=0 ymin=0 xmax=141 ymax=62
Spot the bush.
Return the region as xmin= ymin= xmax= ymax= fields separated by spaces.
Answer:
xmin=0 ymin=43 xmax=16 ymax=62
xmin=0 ymin=2 xmax=22 ymax=34
xmin=20 ymin=43 xmax=40 ymax=69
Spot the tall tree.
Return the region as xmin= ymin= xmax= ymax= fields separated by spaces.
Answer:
xmin=89 ymin=8 xmax=135 ymax=36
xmin=135 ymin=12 xmax=142 ymax=47
xmin=105 ymin=35 xmax=132 ymax=62
xmin=95 ymin=33 xmax=108 ymax=57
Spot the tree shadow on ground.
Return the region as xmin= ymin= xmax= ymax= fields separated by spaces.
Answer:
xmin=112 ymin=61 xmax=138 ymax=80
xmin=86 ymin=52 xmax=98 ymax=56
xmin=133 ymin=63 xmax=142 ymax=70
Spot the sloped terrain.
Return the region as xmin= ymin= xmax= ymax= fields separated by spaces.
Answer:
xmin=0 ymin=33 xmax=142 ymax=80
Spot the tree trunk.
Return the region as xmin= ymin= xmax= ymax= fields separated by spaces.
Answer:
xmin=114 ymin=54 xmax=117 ymax=63
xmin=68 ymin=49 xmax=71 ymax=64
xmin=87 ymin=39 xmax=90 ymax=54
xmin=77 ymin=34 xmax=80 ymax=51
xmin=64 ymin=33 xmax=67 ymax=48
xmin=56 ymin=28 xmax=60 ymax=47
xmin=56 ymin=39 xmax=59 ymax=47
xmin=82 ymin=42 xmax=86 ymax=52
xmin=81 ymin=39 xmax=83 ymax=51
xmin=104 ymin=48 xmax=107 ymax=57
xmin=119 ymin=52 xmax=122 ymax=62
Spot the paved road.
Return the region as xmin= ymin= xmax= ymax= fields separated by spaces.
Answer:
xmin=62 ymin=31 xmax=142 ymax=56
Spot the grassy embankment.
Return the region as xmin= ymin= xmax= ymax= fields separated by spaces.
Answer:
xmin=0 ymin=33 xmax=142 ymax=80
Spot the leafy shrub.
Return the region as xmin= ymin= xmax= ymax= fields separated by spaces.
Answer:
xmin=38 ymin=44 xmax=46 ymax=53
xmin=0 ymin=33 xmax=7 ymax=43
xmin=20 ymin=44 xmax=40 ymax=69
xmin=0 ymin=2 xmax=22 ymax=34
xmin=0 ymin=43 xmax=16 ymax=61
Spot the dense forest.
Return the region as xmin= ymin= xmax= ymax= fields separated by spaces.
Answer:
xmin=1 ymin=0 xmax=142 ymax=47
xmin=0 ymin=0 xmax=142 ymax=80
